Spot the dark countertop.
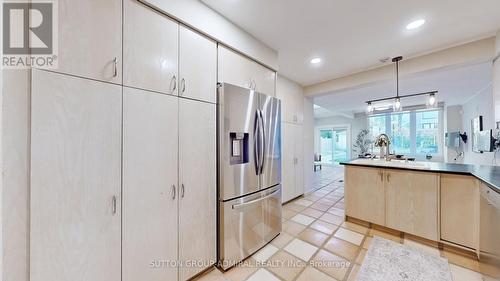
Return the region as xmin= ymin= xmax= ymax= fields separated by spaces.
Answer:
xmin=340 ymin=159 xmax=500 ymax=193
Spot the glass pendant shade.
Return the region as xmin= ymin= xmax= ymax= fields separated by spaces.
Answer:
xmin=393 ymin=98 xmax=402 ymax=112
xmin=426 ymin=93 xmax=437 ymax=108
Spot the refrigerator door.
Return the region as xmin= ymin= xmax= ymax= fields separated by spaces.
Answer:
xmin=259 ymin=93 xmax=281 ymax=189
xmin=218 ymin=83 xmax=260 ymax=201
xmin=219 ymin=185 xmax=281 ymax=270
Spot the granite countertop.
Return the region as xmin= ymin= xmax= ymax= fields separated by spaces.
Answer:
xmin=340 ymin=158 xmax=500 ymax=193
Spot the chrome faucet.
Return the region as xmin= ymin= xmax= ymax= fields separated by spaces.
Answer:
xmin=375 ymin=134 xmax=391 ymax=160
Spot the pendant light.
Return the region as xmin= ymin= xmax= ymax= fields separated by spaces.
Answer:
xmin=426 ymin=93 xmax=437 ymax=108
xmin=392 ymin=56 xmax=403 ymax=112
xmin=366 ymin=101 xmax=374 ymax=114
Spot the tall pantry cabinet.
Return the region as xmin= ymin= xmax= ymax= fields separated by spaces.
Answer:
xmin=30 ymin=1 xmax=216 ymax=281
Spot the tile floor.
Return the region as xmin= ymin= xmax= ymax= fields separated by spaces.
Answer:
xmin=195 ymin=166 xmax=499 ymax=281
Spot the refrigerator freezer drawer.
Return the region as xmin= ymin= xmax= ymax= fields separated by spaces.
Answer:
xmin=218 ymin=185 xmax=282 ymax=270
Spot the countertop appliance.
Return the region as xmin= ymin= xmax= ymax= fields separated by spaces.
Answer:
xmin=217 ymin=83 xmax=282 ymax=270
xmin=480 ymin=183 xmax=500 ymax=274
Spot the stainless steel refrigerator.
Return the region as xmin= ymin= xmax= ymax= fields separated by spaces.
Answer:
xmin=217 ymin=83 xmax=282 ymax=270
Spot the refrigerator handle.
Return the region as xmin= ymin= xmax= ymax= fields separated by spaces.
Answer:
xmin=258 ymin=110 xmax=265 ymax=174
xmin=253 ymin=110 xmax=260 ymax=175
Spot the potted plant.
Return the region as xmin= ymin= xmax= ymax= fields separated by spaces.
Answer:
xmin=353 ymin=129 xmax=373 ymax=157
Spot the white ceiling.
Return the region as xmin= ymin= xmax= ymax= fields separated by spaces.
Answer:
xmin=313 ymin=62 xmax=492 ymax=118
xmin=201 ymin=0 xmax=500 ymax=86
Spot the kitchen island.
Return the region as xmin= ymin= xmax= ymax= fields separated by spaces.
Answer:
xmin=341 ymin=158 xmax=500 ymax=257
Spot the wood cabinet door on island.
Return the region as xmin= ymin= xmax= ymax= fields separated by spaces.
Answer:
xmin=345 ymin=166 xmax=386 ymax=225
xmin=385 ymin=170 xmax=439 ymax=241
xmin=441 ymin=174 xmax=479 ymax=249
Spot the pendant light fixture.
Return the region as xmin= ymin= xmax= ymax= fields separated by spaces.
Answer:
xmin=365 ymin=56 xmax=438 ymax=113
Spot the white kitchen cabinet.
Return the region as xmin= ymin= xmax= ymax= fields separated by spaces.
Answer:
xmin=276 ymin=76 xmax=304 ymax=124
xmin=179 ymin=26 xmax=217 ymax=103
xmin=124 ymin=0 xmax=178 ymax=94
xmin=282 ymin=123 xmax=304 ymax=202
xmin=30 ymin=70 xmax=122 ymax=281
xmin=122 ymin=87 xmax=179 ymax=281
xmin=178 ymin=99 xmax=216 ymax=280
xmin=218 ymin=45 xmax=276 ymax=96
xmin=57 ymin=0 xmax=122 ymax=83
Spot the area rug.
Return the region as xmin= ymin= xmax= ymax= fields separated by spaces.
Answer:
xmin=356 ymin=237 xmax=452 ymax=281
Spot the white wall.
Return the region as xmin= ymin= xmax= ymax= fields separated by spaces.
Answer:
xmin=494 ymin=30 xmax=500 ymax=123
xmin=314 ymin=115 xmax=367 ymax=157
xmin=445 ymin=105 xmax=464 ymax=163
xmin=461 ymin=84 xmax=498 ymax=165
xmin=303 ymin=98 xmax=314 ymax=193
xmin=140 ymin=0 xmax=278 ymax=69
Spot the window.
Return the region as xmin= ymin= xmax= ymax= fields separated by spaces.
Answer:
xmin=367 ymin=109 xmax=443 ymax=159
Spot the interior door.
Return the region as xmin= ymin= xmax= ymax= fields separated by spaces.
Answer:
xmin=57 ymin=0 xmax=122 ymax=83
xmin=122 ymin=87 xmax=179 ymax=281
xmin=219 ymin=83 xmax=260 ymax=200
xmin=30 ymin=70 xmax=122 ymax=281
xmin=259 ymin=93 xmax=281 ymax=190
xmin=179 ymin=26 xmax=217 ymax=103
xmin=179 ymin=99 xmax=216 ymax=280
xmin=123 ymin=0 xmax=178 ymax=94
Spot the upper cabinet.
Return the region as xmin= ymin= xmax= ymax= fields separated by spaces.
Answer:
xmin=57 ymin=0 xmax=122 ymax=83
xmin=123 ymin=0 xmax=178 ymax=94
xmin=218 ymin=46 xmax=276 ymax=96
xmin=276 ymin=76 xmax=304 ymax=124
xmin=179 ymin=26 xmax=217 ymax=103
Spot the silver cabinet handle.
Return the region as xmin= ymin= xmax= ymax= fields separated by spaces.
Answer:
xmin=232 ymin=189 xmax=280 ymax=210
xmin=171 ymin=185 xmax=176 ymax=200
xmin=379 ymin=171 xmax=383 ymax=181
xmin=170 ymin=75 xmax=177 ymax=93
xmin=113 ymin=57 xmax=118 ymax=78
xmin=181 ymin=184 xmax=185 ymax=198
xmin=112 ymin=195 xmax=117 ymax=215
xmin=180 ymin=78 xmax=186 ymax=95
xmin=386 ymin=173 xmax=391 ymax=182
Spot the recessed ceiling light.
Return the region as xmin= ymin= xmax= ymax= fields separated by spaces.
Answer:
xmin=406 ymin=19 xmax=425 ymax=30
xmin=310 ymin=57 xmax=322 ymax=64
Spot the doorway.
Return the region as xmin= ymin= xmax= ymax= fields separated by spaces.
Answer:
xmin=317 ymin=125 xmax=350 ymax=165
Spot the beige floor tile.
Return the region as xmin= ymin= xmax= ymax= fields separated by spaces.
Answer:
xmin=310 ymin=220 xmax=339 ymax=235
xmin=271 ymin=232 xmax=294 ymax=249
xmin=291 ymin=213 xmax=316 ymax=226
xmin=284 ymin=203 xmax=306 ymax=212
xmin=403 ymin=239 xmax=440 ymax=256
xmin=282 ymin=208 xmax=298 ymax=220
xmin=442 ymin=250 xmax=480 ymax=272
xmin=301 ymin=208 xmax=325 ymax=218
xmin=323 ymin=237 xmax=360 ymax=261
xmin=252 ymin=244 xmax=279 ymax=263
xmin=362 ymin=236 xmax=372 ymax=250
xmin=334 ymin=228 xmax=365 ymax=246
xmin=355 ymin=249 xmax=367 ymax=265
xmin=333 ymin=202 xmax=345 ymax=209
xmin=246 ymin=268 xmax=281 ymax=281
xmin=319 ymin=213 xmax=345 ymax=225
xmin=311 ymin=249 xmax=351 ymax=280
xmin=327 ymin=207 xmax=345 ymax=217
xmin=283 ymin=238 xmax=319 ymax=261
xmin=347 ymin=264 xmax=361 ymax=281
xmin=298 ymin=227 xmax=329 ymax=247
xmin=341 ymin=221 xmax=368 ymax=235
xmin=222 ymin=259 xmax=258 ymax=281
xmin=449 ymin=264 xmax=484 ymax=281
xmin=194 ymin=268 xmax=227 ymax=281
xmin=294 ymin=198 xmax=314 ymax=207
xmin=282 ymin=220 xmax=307 ymax=236
xmin=296 ymin=266 xmax=339 ymax=281
xmin=317 ymin=198 xmax=336 ymax=205
xmin=310 ymin=202 xmax=332 ymax=212
xmin=267 ymin=250 xmax=306 ymax=281
xmin=304 ymin=194 xmax=323 ymax=201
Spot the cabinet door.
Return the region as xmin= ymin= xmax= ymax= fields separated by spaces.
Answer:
xmin=30 ymin=70 xmax=122 ymax=281
xmin=294 ymin=125 xmax=304 ymax=197
xmin=124 ymin=0 xmax=178 ymax=94
xmin=57 ymin=0 xmax=121 ymax=83
xmin=179 ymin=99 xmax=216 ymax=280
xmin=276 ymin=76 xmax=303 ymax=124
xmin=252 ymin=63 xmax=276 ymax=97
xmin=122 ymin=88 xmax=179 ymax=281
xmin=179 ymin=26 xmax=217 ymax=103
xmin=218 ymin=46 xmax=254 ymax=89
xmin=281 ymin=123 xmax=296 ymax=203
xmin=386 ymin=170 xmax=439 ymax=240
xmin=345 ymin=166 xmax=385 ymax=225
xmin=441 ymin=174 xmax=479 ymax=249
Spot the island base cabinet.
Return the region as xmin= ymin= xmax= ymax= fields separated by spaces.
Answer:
xmin=385 ymin=170 xmax=439 ymax=241
xmin=345 ymin=166 xmax=386 ymax=226
xmin=440 ymin=174 xmax=479 ymax=249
